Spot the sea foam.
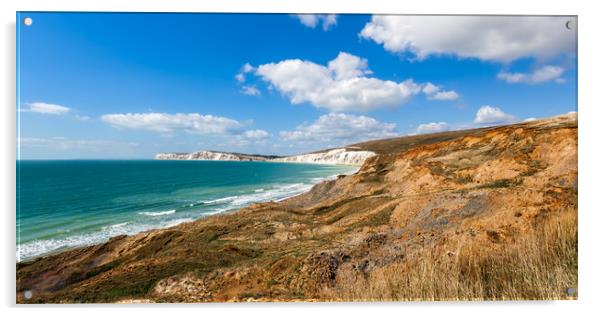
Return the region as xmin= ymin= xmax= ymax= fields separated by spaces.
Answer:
xmin=17 ymin=217 xmax=194 ymax=262
xmin=137 ymin=209 xmax=176 ymax=217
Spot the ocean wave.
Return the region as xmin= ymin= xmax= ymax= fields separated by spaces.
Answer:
xmin=225 ymin=183 xmax=312 ymax=207
xmin=201 ymin=196 xmax=239 ymax=205
xmin=137 ymin=209 xmax=176 ymax=217
xmin=17 ymin=217 xmax=194 ymax=262
xmin=106 ymin=222 xmax=128 ymax=229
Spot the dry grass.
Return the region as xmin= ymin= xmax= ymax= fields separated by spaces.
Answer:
xmin=325 ymin=209 xmax=577 ymax=301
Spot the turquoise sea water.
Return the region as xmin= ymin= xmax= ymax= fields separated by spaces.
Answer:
xmin=16 ymin=160 xmax=356 ymax=261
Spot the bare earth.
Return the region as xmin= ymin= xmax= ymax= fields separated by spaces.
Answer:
xmin=16 ymin=114 xmax=578 ymax=303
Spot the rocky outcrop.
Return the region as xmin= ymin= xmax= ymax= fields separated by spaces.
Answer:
xmin=155 ymin=148 xmax=376 ymax=166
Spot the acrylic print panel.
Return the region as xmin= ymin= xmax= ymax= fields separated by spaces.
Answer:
xmin=16 ymin=12 xmax=577 ymax=303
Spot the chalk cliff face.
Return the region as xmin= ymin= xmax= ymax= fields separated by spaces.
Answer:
xmin=272 ymin=148 xmax=376 ymax=165
xmin=155 ymin=151 xmax=268 ymax=161
xmin=155 ymin=148 xmax=376 ymax=166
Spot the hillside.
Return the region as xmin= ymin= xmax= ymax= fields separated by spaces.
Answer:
xmin=16 ymin=114 xmax=577 ymax=303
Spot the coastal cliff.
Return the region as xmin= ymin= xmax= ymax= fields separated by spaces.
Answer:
xmin=154 ymin=151 xmax=277 ymax=162
xmin=155 ymin=148 xmax=376 ymax=166
xmin=17 ymin=114 xmax=577 ymax=303
xmin=272 ymin=148 xmax=376 ymax=165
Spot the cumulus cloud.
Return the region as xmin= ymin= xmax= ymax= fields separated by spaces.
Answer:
xmin=293 ymin=14 xmax=337 ymax=31
xmin=242 ymin=63 xmax=254 ymax=73
xmin=430 ymin=90 xmax=460 ymax=101
xmin=255 ymin=52 xmax=422 ymax=112
xmin=360 ymin=16 xmax=576 ymax=62
xmin=242 ymin=129 xmax=270 ymax=140
xmin=474 ymin=105 xmax=517 ymax=125
xmin=228 ymin=129 xmax=272 ymax=147
xmin=497 ymin=65 xmax=565 ymax=84
xmin=416 ymin=122 xmax=450 ymax=134
xmin=279 ymin=113 xmax=398 ymax=145
xmin=421 ymin=82 xmax=459 ymax=101
xmin=327 ymin=52 xmax=372 ymax=80
xmin=241 ymin=85 xmax=261 ymax=96
xmin=101 ymin=112 xmax=245 ymax=135
xmin=235 ymin=63 xmax=256 ymax=83
xmin=21 ymin=102 xmax=71 ymax=115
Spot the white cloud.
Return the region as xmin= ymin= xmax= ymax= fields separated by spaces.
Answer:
xmin=255 ymin=52 xmax=422 ymax=112
xmin=235 ymin=73 xmax=245 ymax=83
xmin=416 ymin=122 xmax=450 ymax=134
xmin=421 ymin=82 xmax=459 ymax=101
xmin=279 ymin=113 xmax=397 ymax=145
xmin=22 ymin=102 xmax=71 ymax=115
xmin=293 ymin=14 xmax=338 ymax=31
xmin=474 ymin=105 xmax=517 ymax=125
xmin=243 ymin=129 xmax=270 ymax=140
xmin=322 ymin=14 xmax=338 ymax=30
xmin=430 ymin=90 xmax=460 ymax=101
xmin=242 ymin=63 xmax=255 ymax=73
xmin=498 ymin=65 xmax=565 ymax=84
xmin=241 ymin=85 xmax=261 ymax=96
xmin=228 ymin=129 xmax=271 ymax=147
xmin=235 ymin=63 xmax=256 ymax=83
xmin=421 ymin=82 xmax=440 ymax=95
xmin=327 ymin=52 xmax=372 ymax=80
xmin=360 ymin=16 xmax=576 ymax=62
xmin=101 ymin=112 xmax=244 ymax=134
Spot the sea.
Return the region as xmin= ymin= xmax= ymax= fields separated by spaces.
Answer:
xmin=16 ymin=160 xmax=356 ymax=262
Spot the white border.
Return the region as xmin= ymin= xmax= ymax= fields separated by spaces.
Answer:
xmin=2 ymin=1 xmax=600 ymax=316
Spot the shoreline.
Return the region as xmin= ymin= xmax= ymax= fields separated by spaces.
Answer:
xmin=16 ymin=164 xmax=360 ymax=263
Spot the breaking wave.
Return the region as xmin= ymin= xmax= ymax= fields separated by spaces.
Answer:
xmin=137 ymin=209 xmax=176 ymax=217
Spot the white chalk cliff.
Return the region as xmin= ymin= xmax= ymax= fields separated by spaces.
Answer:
xmin=155 ymin=148 xmax=376 ymax=166
xmin=155 ymin=151 xmax=270 ymax=161
xmin=271 ymin=148 xmax=376 ymax=165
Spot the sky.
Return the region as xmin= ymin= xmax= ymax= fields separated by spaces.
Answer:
xmin=16 ymin=13 xmax=577 ymax=159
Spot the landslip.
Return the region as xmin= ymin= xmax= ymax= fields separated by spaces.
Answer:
xmin=17 ymin=113 xmax=577 ymax=303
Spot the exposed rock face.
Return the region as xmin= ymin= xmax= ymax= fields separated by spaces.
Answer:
xmin=155 ymin=148 xmax=376 ymax=166
xmin=154 ymin=151 xmax=273 ymax=161
xmin=17 ymin=114 xmax=577 ymax=303
xmin=271 ymin=148 xmax=376 ymax=165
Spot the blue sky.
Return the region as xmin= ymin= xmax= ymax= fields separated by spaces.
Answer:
xmin=17 ymin=13 xmax=577 ymax=159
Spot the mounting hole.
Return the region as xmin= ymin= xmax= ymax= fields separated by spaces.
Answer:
xmin=23 ymin=17 xmax=33 ymax=26
xmin=24 ymin=290 xmax=32 ymax=300
xmin=566 ymin=287 xmax=576 ymax=296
